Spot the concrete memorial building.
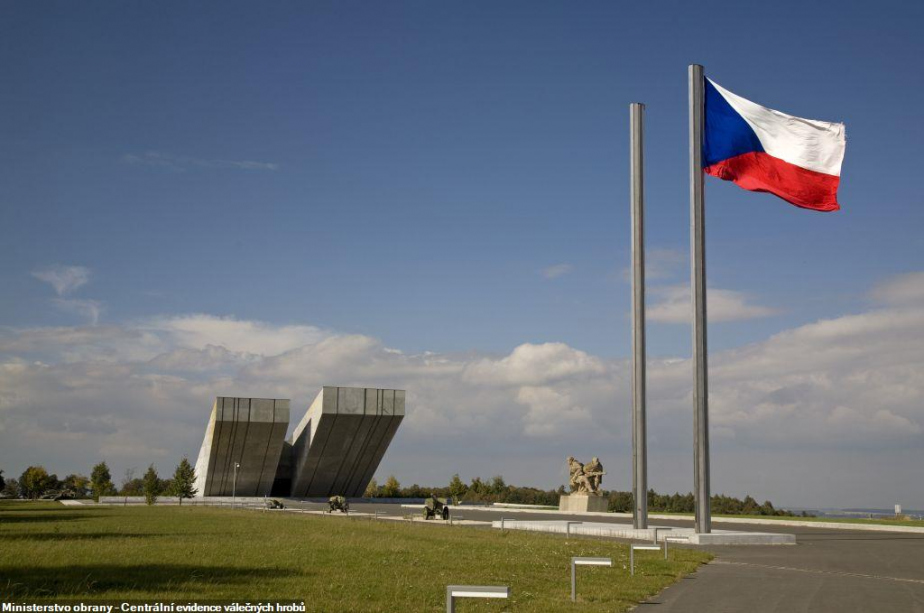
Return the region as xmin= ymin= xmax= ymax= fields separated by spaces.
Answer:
xmin=193 ymin=386 xmax=405 ymax=498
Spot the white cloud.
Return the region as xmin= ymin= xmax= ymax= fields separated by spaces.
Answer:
xmin=541 ymin=263 xmax=573 ymax=279
xmin=31 ymin=265 xmax=91 ymax=296
xmin=143 ymin=314 xmax=329 ymax=356
xmin=648 ymin=284 xmax=779 ymax=323
xmin=122 ymin=151 xmax=278 ymax=172
xmin=52 ymin=298 xmax=104 ymax=325
xmin=870 ymin=271 xmax=924 ymax=305
xmin=31 ymin=265 xmax=102 ymax=325
xmin=2 ymin=273 xmax=924 ymax=506
xmin=463 ymin=342 xmax=605 ymax=387
xmin=147 ymin=345 xmax=256 ymax=373
xmin=0 ymin=325 xmax=161 ymax=363
xmin=515 ymin=386 xmax=594 ymax=437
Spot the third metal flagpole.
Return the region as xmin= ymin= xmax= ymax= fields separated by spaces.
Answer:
xmin=630 ymin=102 xmax=648 ymax=530
xmin=689 ymin=64 xmax=711 ymax=534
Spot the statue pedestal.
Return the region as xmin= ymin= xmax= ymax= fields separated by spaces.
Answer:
xmin=559 ymin=494 xmax=608 ymax=513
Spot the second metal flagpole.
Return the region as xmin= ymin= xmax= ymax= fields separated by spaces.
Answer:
xmin=630 ymin=102 xmax=648 ymax=530
xmin=689 ymin=64 xmax=711 ymax=534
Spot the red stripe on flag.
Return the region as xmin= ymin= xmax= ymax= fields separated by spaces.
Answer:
xmin=705 ymin=151 xmax=841 ymax=212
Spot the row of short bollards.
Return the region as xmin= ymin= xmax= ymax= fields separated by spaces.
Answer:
xmin=324 ymin=509 xmax=689 ymax=605
xmin=448 ymin=536 xmax=689 ymax=609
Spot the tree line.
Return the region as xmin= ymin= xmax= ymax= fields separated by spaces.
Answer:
xmin=0 ymin=458 xmax=198 ymax=505
xmin=363 ymin=473 xmax=562 ymax=506
xmin=2 ymin=466 xmax=808 ymax=517
xmin=608 ymin=490 xmax=810 ymax=517
xmin=362 ymin=473 xmax=810 ymax=517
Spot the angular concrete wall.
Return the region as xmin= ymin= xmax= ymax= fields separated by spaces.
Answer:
xmin=288 ymin=386 xmax=405 ymax=497
xmin=193 ymin=397 xmax=290 ymax=497
xmin=270 ymin=441 xmax=294 ymax=497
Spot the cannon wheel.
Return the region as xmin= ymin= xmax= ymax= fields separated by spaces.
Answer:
xmin=422 ymin=508 xmax=431 ymax=520
xmin=441 ymin=507 xmax=450 ymax=521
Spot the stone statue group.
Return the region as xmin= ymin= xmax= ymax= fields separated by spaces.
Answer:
xmin=567 ymin=456 xmax=605 ymax=496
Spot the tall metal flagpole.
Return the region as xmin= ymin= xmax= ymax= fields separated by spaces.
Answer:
xmin=689 ymin=64 xmax=711 ymax=534
xmin=630 ymin=102 xmax=648 ymax=530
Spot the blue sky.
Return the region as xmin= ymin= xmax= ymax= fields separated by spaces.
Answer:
xmin=1 ymin=1 xmax=923 ymax=508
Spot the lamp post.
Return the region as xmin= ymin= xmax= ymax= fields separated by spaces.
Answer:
xmin=232 ymin=462 xmax=240 ymax=509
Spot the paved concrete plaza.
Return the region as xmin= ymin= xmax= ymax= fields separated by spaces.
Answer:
xmin=646 ymin=525 xmax=924 ymax=612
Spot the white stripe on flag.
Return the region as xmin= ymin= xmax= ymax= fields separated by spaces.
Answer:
xmin=709 ymin=78 xmax=846 ymax=177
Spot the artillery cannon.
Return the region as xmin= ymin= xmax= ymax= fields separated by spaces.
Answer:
xmin=328 ymin=495 xmax=349 ymax=513
xmin=263 ymin=498 xmax=285 ymax=509
xmin=423 ymin=494 xmax=450 ymax=520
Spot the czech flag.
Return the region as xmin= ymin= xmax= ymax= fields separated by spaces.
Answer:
xmin=704 ymin=79 xmax=846 ymax=212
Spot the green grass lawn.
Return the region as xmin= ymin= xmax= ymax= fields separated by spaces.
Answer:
xmin=0 ymin=501 xmax=710 ymax=611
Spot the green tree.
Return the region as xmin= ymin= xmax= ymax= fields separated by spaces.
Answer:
xmin=121 ymin=478 xmax=144 ymax=496
xmin=62 ymin=474 xmax=90 ymax=498
xmin=168 ymin=457 xmax=197 ymax=504
xmin=381 ymin=475 xmax=401 ymax=497
xmin=490 ymin=475 xmax=507 ymax=497
xmin=363 ymin=478 xmax=378 ymax=497
xmin=2 ymin=478 xmax=20 ymax=498
xmin=401 ymin=483 xmax=426 ymax=498
xmin=120 ymin=468 xmax=136 ymax=494
xmin=142 ymin=464 xmax=160 ymax=505
xmin=19 ymin=466 xmax=51 ymax=499
xmin=158 ymin=478 xmax=174 ymax=496
xmin=608 ymin=490 xmax=633 ymax=513
xmin=448 ymin=474 xmax=467 ymax=503
xmin=90 ymin=461 xmax=114 ymax=502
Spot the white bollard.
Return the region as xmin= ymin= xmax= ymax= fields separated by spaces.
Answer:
xmin=571 ymin=557 xmax=612 ymax=602
xmin=630 ymin=544 xmax=662 ymax=576
xmin=446 ymin=585 xmax=508 ymax=613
